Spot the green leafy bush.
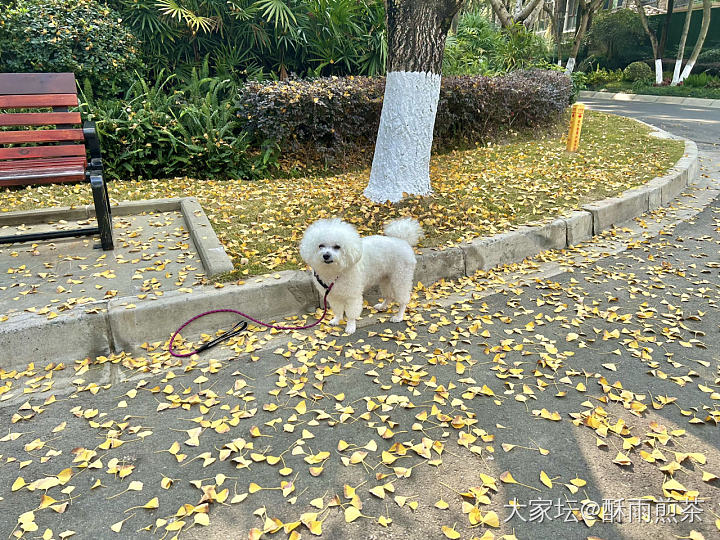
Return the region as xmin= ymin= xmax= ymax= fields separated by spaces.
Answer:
xmin=443 ymin=13 xmax=549 ymax=76
xmin=698 ymin=48 xmax=720 ymax=63
xmin=110 ymin=0 xmax=387 ymax=81
xmin=237 ymin=70 xmax=572 ymax=160
xmin=443 ymin=13 xmax=500 ymax=75
xmin=84 ymin=71 xmax=260 ymax=180
xmin=623 ymin=61 xmax=653 ymax=82
xmin=0 ymin=0 xmax=145 ymax=96
xmin=492 ymin=24 xmax=549 ymax=72
xmin=585 ymin=66 xmax=624 ymax=86
xmin=683 ymin=72 xmax=720 ymax=88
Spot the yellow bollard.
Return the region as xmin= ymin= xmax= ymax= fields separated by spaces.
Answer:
xmin=566 ymin=103 xmax=585 ymax=152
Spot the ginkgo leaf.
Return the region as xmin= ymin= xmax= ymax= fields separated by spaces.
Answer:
xmin=442 ymin=525 xmax=461 ymax=539
xmin=194 ymin=513 xmax=210 ymax=526
xmin=344 ymin=506 xmax=361 ymax=523
xmin=143 ymin=497 xmax=159 ymax=509
xmin=500 ymin=471 xmax=517 ymax=484
xmin=540 ymin=471 xmax=553 ymax=489
xmin=369 ymin=486 xmax=385 ymax=499
xmin=249 ymin=483 xmax=262 ymax=493
xmin=483 ymin=511 xmax=500 ymax=528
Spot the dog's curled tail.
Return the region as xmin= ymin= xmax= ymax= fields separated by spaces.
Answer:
xmin=384 ymin=218 xmax=423 ymax=247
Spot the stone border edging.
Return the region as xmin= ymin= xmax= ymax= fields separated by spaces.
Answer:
xmin=579 ymin=90 xmax=720 ymax=108
xmin=0 ymin=196 xmax=233 ymax=277
xmin=0 ymin=123 xmax=700 ymax=367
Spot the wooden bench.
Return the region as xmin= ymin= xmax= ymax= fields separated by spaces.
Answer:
xmin=0 ymin=72 xmax=113 ymax=250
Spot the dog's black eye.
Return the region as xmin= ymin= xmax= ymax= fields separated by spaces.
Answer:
xmin=319 ymin=244 xmax=325 ymax=248
xmin=333 ymin=245 xmax=340 ymax=250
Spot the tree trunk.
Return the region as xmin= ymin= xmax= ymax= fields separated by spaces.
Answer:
xmin=679 ymin=0 xmax=712 ymax=81
xmin=557 ymin=0 xmax=567 ymax=65
xmin=364 ymin=0 xmax=464 ymax=203
xmin=671 ymin=3 xmax=693 ymax=85
xmin=635 ymin=0 xmax=662 ymax=84
xmin=488 ymin=0 xmax=543 ymax=28
xmin=565 ymin=0 xmax=601 ymax=74
xmin=658 ymin=0 xmax=674 ymax=59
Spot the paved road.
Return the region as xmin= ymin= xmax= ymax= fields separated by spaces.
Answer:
xmin=582 ymin=98 xmax=720 ymax=150
xmin=2 ymin=103 xmax=719 ymax=540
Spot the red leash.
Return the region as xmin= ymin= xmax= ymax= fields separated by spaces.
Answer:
xmin=168 ymin=279 xmax=333 ymax=357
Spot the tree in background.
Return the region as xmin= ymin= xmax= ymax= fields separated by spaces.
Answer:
xmin=634 ymin=0 xmax=663 ymax=84
xmin=564 ymin=0 xmax=603 ymax=73
xmin=586 ymin=9 xmax=648 ymax=69
xmin=672 ymin=1 xmax=694 ymax=84
xmin=364 ymin=0 xmax=465 ymax=203
xmin=487 ymin=0 xmax=543 ymax=29
xmin=658 ymin=0 xmax=674 ymax=60
xmin=672 ymin=0 xmax=712 ymax=85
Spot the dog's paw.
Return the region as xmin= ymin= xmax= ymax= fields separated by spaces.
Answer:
xmin=345 ymin=321 xmax=356 ymax=335
xmin=329 ymin=317 xmax=342 ymax=326
xmin=390 ymin=313 xmax=404 ymax=323
xmin=373 ymin=302 xmax=388 ymax=312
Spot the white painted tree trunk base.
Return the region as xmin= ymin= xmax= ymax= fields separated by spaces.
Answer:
xmin=364 ymin=71 xmax=441 ymax=203
xmin=671 ymin=60 xmax=683 ymax=86
xmin=565 ymin=57 xmax=576 ymax=74
xmin=679 ymin=60 xmax=695 ymax=83
xmin=655 ymin=59 xmax=663 ymax=85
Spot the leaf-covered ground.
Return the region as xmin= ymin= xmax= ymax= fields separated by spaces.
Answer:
xmin=0 ymin=112 xmax=684 ymax=278
xmin=2 ymin=181 xmax=719 ymax=540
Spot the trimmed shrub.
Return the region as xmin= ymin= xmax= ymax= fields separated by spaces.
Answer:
xmin=237 ymin=70 xmax=572 ymax=160
xmin=0 ymin=0 xmax=145 ymax=96
xmin=698 ymin=48 xmax=720 ymax=63
xmin=84 ymin=73 xmax=259 ymax=180
xmin=623 ymin=61 xmax=653 ymax=82
xmin=584 ymin=67 xmax=624 ymax=86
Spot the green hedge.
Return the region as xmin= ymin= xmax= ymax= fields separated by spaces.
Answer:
xmin=237 ymin=70 xmax=573 ymax=160
xmin=0 ymin=0 xmax=145 ymax=96
xmin=82 ymin=70 xmax=572 ymax=180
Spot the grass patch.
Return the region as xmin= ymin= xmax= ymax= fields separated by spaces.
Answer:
xmin=1 ymin=111 xmax=684 ymax=279
xmin=589 ymin=82 xmax=720 ymax=99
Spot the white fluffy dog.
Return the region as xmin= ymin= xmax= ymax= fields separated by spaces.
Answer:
xmin=300 ymin=217 xmax=423 ymax=335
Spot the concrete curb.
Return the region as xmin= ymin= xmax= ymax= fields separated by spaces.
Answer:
xmin=0 ymin=122 xmax=701 ymax=366
xmin=579 ymin=90 xmax=720 ymax=108
xmin=0 ymin=197 xmax=233 ymax=277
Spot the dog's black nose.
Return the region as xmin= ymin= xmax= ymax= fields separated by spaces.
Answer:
xmin=322 ymin=253 xmax=331 ymax=261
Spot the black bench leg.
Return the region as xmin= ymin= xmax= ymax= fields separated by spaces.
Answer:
xmin=90 ymin=174 xmax=114 ymax=250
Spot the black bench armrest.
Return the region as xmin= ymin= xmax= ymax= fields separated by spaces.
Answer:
xmin=83 ymin=121 xmax=103 ymax=171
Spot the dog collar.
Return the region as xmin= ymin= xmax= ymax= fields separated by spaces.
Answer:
xmin=313 ymin=272 xmax=334 ymax=291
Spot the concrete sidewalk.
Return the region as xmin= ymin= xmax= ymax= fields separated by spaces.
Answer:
xmin=0 ymin=122 xmax=700 ymax=368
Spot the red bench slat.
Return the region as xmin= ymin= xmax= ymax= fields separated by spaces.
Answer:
xmin=0 ymin=129 xmax=85 ymax=144
xmin=0 ymin=73 xmax=77 ymax=95
xmin=0 ymin=112 xmax=81 ymax=127
xmin=0 ymin=171 xmax=86 ymax=186
xmin=0 ymin=94 xmax=79 ymax=108
xmin=0 ymin=157 xmax=86 ymax=171
xmin=0 ymin=145 xmax=86 ymax=160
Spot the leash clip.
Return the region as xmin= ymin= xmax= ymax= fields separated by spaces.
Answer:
xmin=195 ymin=320 xmax=248 ymax=353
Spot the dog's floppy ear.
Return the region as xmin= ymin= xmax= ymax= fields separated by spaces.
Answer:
xmin=299 ymin=220 xmax=324 ymax=264
xmin=343 ymin=236 xmax=362 ymax=266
